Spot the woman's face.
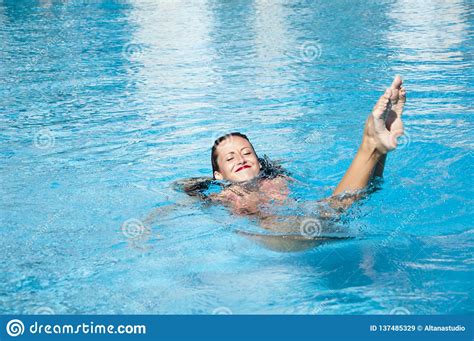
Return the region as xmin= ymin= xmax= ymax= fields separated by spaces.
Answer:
xmin=214 ymin=136 xmax=261 ymax=182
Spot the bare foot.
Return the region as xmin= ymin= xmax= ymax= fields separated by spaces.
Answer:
xmin=364 ymin=75 xmax=407 ymax=154
xmin=385 ymin=75 xmax=406 ymax=133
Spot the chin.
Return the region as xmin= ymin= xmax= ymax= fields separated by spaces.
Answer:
xmin=232 ymin=170 xmax=259 ymax=182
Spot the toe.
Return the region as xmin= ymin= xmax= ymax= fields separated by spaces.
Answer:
xmin=373 ymin=89 xmax=391 ymax=118
xmin=399 ymin=87 xmax=407 ymax=101
xmin=390 ymin=75 xmax=403 ymax=90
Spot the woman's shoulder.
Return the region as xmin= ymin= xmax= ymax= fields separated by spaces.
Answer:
xmin=265 ymin=173 xmax=293 ymax=185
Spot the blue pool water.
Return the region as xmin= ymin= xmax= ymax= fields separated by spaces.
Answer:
xmin=1 ymin=0 xmax=473 ymax=314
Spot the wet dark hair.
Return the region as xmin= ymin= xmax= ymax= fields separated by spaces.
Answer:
xmin=174 ymin=154 xmax=289 ymax=199
xmin=211 ymin=132 xmax=256 ymax=179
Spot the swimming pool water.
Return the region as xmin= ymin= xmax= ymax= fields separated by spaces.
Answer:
xmin=1 ymin=0 xmax=473 ymax=314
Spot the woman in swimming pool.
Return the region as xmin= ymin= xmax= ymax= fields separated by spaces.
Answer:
xmin=180 ymin=76 xmax=406 ymax=216
xmin=163 ymin=76 xmax=406 ymax=250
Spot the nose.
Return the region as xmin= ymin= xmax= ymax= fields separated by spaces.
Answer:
xmin=235 ymin=153 xmax=246 ymax=164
